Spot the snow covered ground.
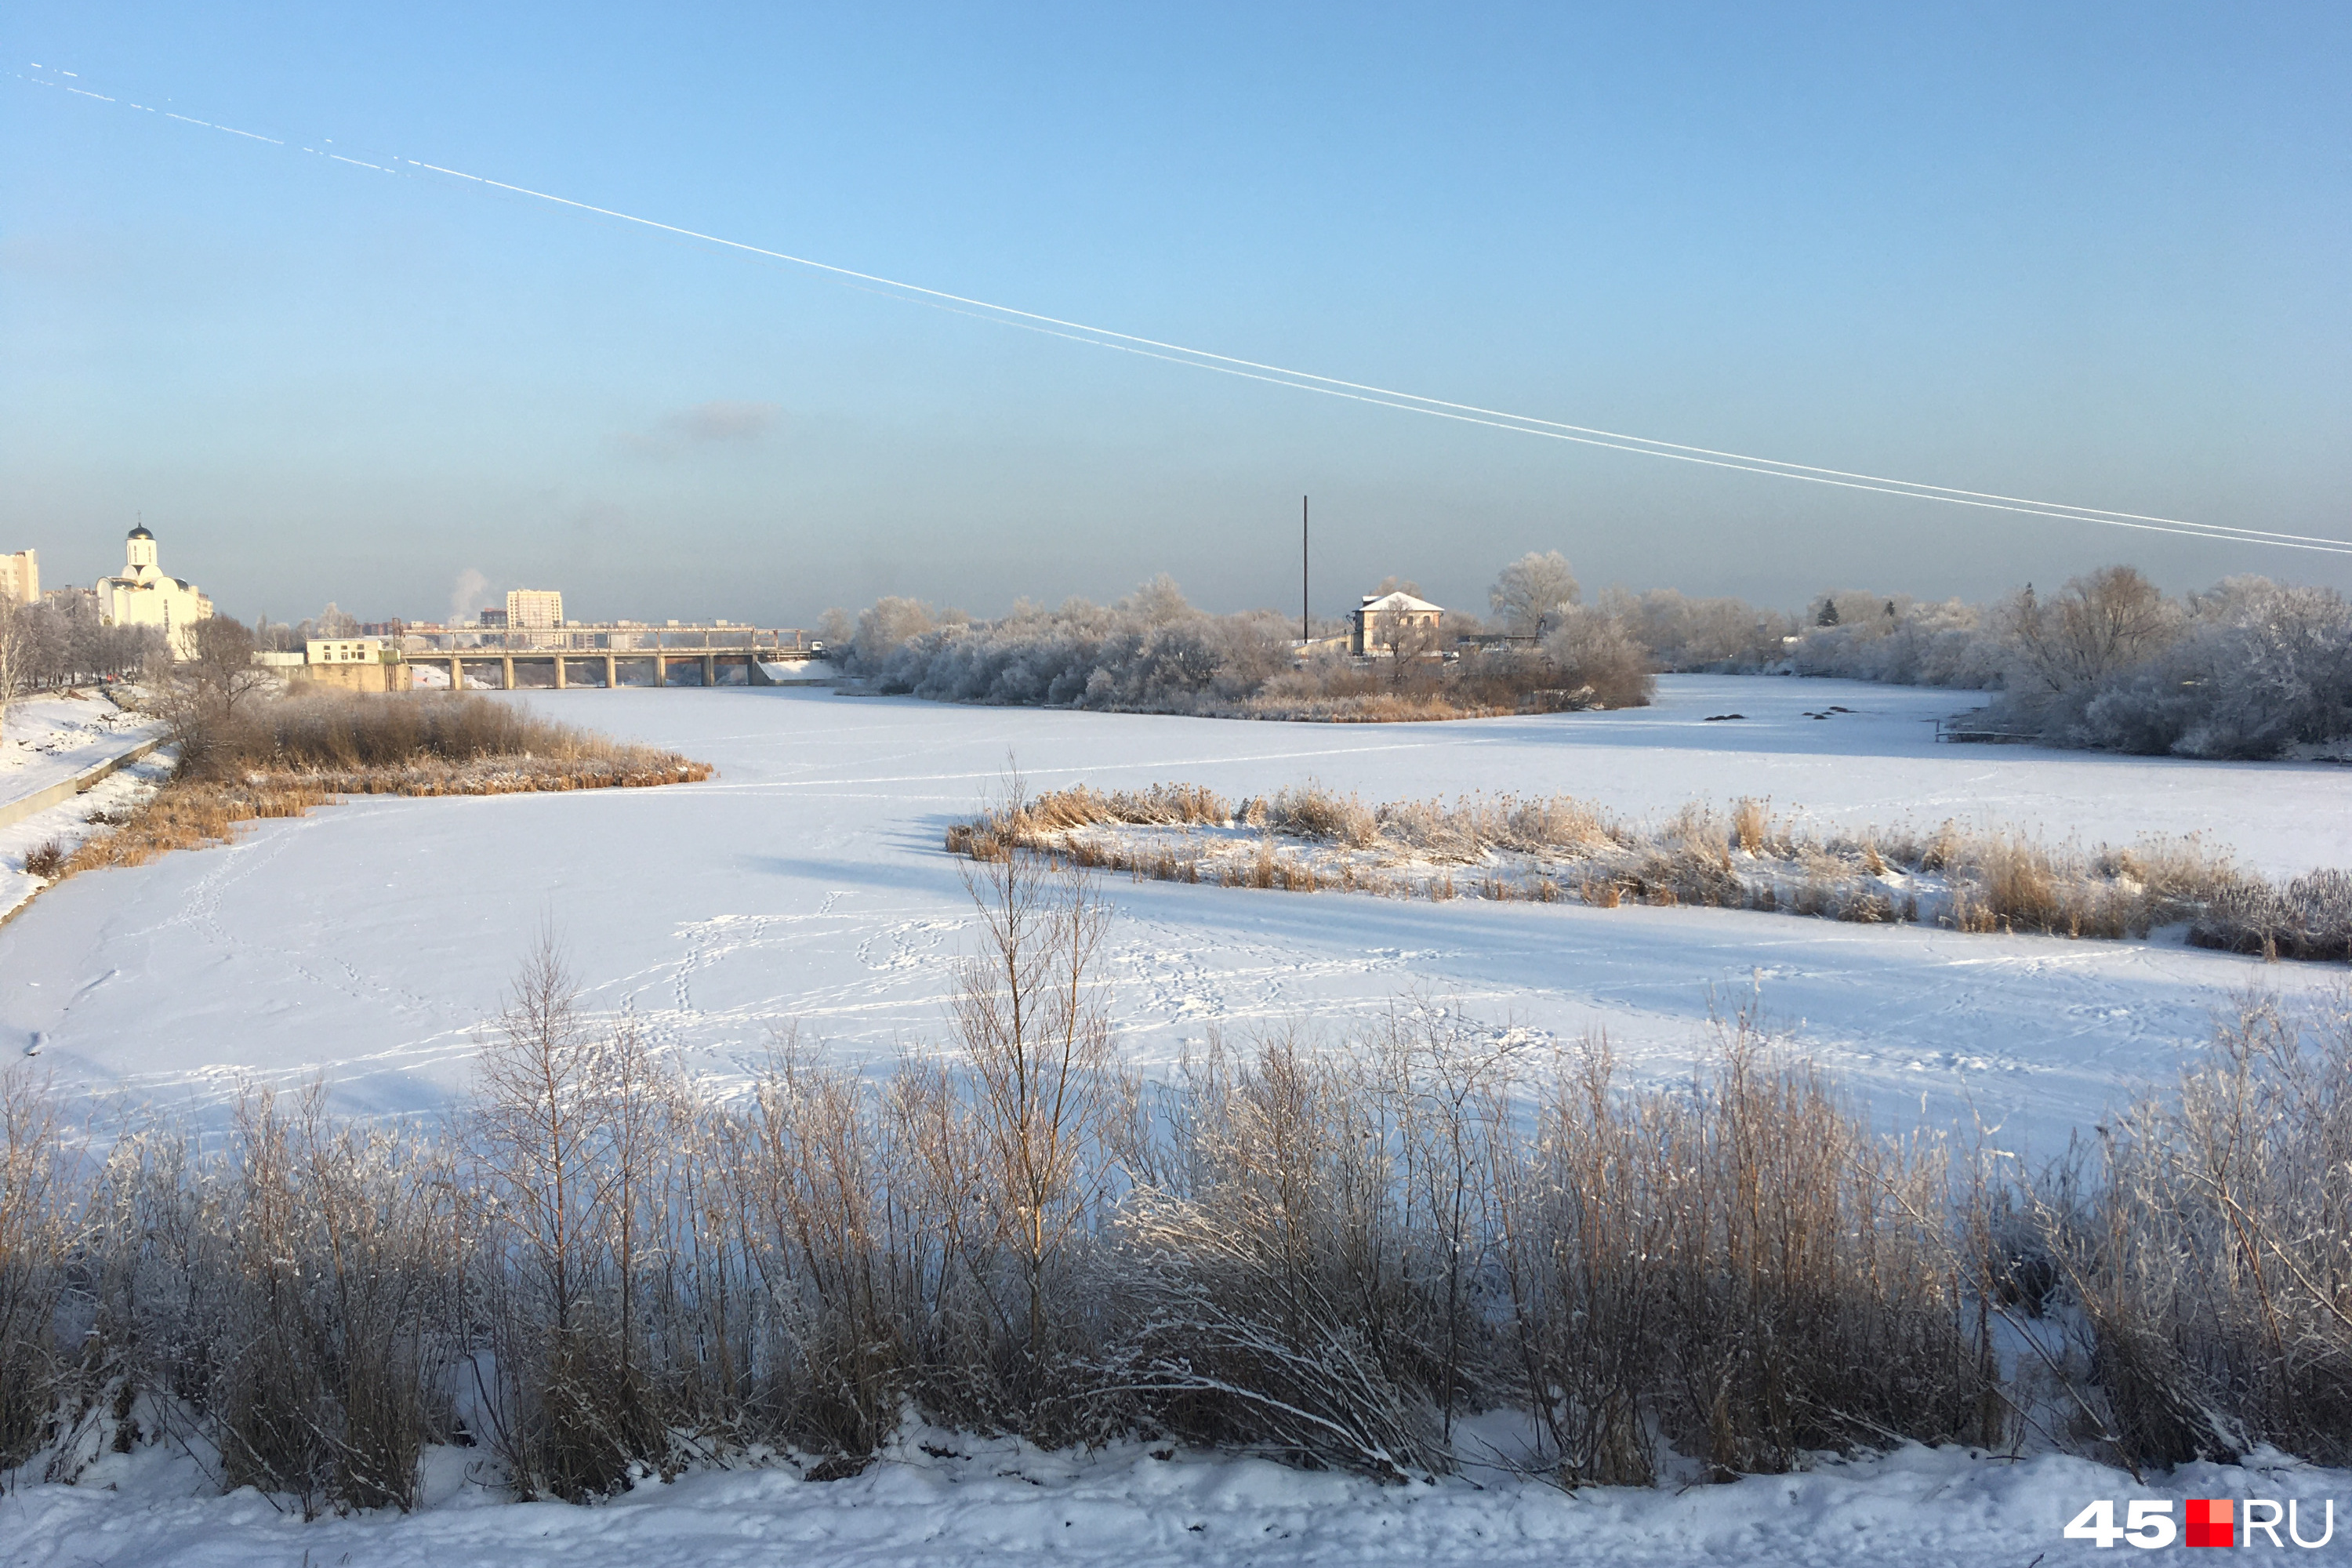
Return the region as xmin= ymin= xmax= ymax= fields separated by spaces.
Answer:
xmin=6 ymin=674 xmax=2350 ymax=1563
xmin=2 ymin=675 xmax=2344 ymax=1152
xmin=0 ymin=690 xmax=161 ymax=811
xmin=5 ymin=1421 xmax=2345 ymax=1567
xmin=0 ymin=691 xmax=170 ymax=924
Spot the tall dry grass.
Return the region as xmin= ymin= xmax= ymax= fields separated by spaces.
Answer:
xmin=949 ymin=779 xmax=2310 ymax=960
xmin=55 ymin=689 xmax=710 ymax=880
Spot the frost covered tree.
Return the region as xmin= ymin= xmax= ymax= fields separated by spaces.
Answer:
xmin=2002 ymin=565 xmax=2180 ymax=697
xmin=1121 ymin=573 xmax=1192 ymax=626
xmin=1488 ymin=551 xmax=1581 ymax=634
xmin=0 ymin=601 xmax=27 ymax=736
xmin=1541 ymin=604 xmax=1654 ymax=708
xmin=851 ymin=596 xmax=937 ymax=670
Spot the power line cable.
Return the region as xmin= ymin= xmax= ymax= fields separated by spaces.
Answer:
xmin=23 ymin=63 xmax=2352 ymax=556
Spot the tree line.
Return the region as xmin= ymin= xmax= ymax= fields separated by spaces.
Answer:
xmin=822 ymin=555 xmax=2351 ymax=758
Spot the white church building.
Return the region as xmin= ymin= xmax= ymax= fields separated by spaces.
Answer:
xmin=100 ymin=524 xmax=213 ymax=659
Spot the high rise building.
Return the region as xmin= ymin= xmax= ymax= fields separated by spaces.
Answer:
xmin=506 ymin=589 xmax=563 ymax=630
xmin=0 ymin=548 xmax=34 ymax=606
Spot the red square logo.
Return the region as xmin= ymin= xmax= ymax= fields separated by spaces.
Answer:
xmin=2186 ymin=1498 xmax=2234 ymax=1548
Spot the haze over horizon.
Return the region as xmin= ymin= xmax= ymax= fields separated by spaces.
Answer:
xmin=5 ymin=2 xmax=2348 ymax=627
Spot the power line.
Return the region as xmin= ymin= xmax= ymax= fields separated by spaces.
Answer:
xmin=24 ymin=63 xmax=2352 ymax=557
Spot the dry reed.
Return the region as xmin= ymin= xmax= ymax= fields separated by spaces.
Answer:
xmin=945 ymin=777 xmax=2321 ymax=961
xmin=50 ymin=690 xmax=710 ymax=882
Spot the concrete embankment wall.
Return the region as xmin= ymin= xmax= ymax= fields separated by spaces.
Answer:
xmin=0 ymin=738 xmax=167 ymax=833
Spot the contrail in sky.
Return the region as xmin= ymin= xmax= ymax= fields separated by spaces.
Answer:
xmin=19 ymin=62 xmax=2352 ymax=557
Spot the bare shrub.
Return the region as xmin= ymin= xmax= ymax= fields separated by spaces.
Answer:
xmin=2027 ymin=994 xmax=2352 ymax=1468
xmin=1540 ymin=605 xmax=1657 ymax=710
xmin=953 ymin=847 xmax=1121 ymax=1429
xmin=21 ymin=840 xmax=64 ymax=880
xmin=467 ymin=938 xmax=668 ymax=1499
xmin=1493 ymin=1023 xmax=1995 ymax=1483
xmin=9 ymin=959 xmax=2352 ymax=1506
xmin=210 ymin=1084 xmax=458 ymax=1513
xmin=0 ymin=1067 xmax=70 ymax=1469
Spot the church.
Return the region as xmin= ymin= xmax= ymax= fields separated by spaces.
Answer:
xmin=100 ymin=524 xmax=213 ymax=659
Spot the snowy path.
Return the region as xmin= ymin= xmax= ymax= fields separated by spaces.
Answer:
xmin=0 ymin=677 xmax=2342 ymax=1150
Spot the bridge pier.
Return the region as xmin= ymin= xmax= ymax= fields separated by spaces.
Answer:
xmin=702 ymin=653 xmax=717 ymax=686
xmin=448 ymin=655 xmax=462 ymax=690
xmin=604 ymin=654 xmax=616 ymax=688
xmin=500 ymin=656 xmax=514 ymax=690
xmin=554 ymin=655 xmax=566 ymax=690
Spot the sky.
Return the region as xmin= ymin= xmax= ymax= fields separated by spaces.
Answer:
xmin=3 ymin=2 xmax=2348 ymax=627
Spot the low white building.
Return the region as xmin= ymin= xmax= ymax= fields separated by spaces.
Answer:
xmin=306 ymin=637 xmax=393 ymax=666
xmin=99 ymin=525 xmax=212 ymax=659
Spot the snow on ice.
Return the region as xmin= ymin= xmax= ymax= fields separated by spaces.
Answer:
xmin=1 ymin=675 xmax=2343 ymax=1152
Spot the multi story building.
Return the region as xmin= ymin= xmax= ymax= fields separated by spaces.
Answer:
xmin=98 ymin=525 xmax=212 ymax=659
xmin=505 ymin=589 xmax=563 ymax=631
xmin=1348 ymin=590 xmax=1444 ymax=657
xmin=0 ymin=548 xmax=36 ymax=607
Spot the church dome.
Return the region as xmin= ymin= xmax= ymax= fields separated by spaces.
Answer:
xmin=128 ymin=525 xmax=154 ymax=540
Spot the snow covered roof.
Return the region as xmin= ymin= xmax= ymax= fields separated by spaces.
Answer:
xmin=1356 ymin=590 xmax=1443 ymax=614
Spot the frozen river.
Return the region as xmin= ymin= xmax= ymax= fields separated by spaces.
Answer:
xmin=3 ymin=674 xmax=2343 ymax=1150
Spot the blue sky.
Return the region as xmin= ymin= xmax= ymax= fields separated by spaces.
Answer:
xmin=4 ymin=2 xmax=2347 ymax=626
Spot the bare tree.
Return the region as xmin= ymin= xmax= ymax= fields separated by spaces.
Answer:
xmin=183 ymin=615 xmax=271 ymax=717
xmin=466 ymin=933 xmax=661 ymax=1497
xmin=1375 ymin=612 xmax=1445 ymax=686
xmin=953 ymin=792 xmax=1120 ymax=1412
xmin=0 ymin=599 xmax=28 ymax=739
xmin=1489 ymin=550 xmax=1582 ymax=634
xmin=2004 ymin=565 xmax=2180 ymax=695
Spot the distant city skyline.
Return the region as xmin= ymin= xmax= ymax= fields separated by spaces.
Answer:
xmin=5 ymin=2 xmax=2348 ymax=624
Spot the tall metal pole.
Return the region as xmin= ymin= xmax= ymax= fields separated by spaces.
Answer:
xmin=1301 ymin=495 xmax=1308 ymax=645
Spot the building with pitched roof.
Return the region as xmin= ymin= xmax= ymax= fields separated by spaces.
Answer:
xmin=1348 ymin=589 xmax=1444 ymax=657
xmin=98 ymin=524 xmax=213 ymax=659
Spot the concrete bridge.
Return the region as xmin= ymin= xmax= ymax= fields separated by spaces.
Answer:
xmin=372 ymin=624 xmax=832 ymax=692
xmin=416 ymin=648 xmax=826 ymax=691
